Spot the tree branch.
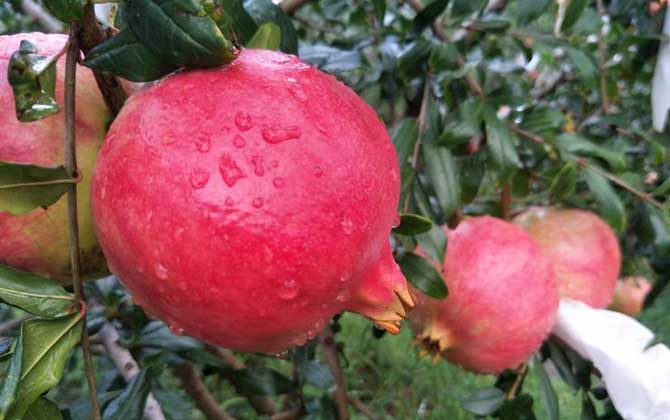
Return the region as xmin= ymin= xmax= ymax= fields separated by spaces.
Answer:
xmin=506 ymin=363 xmax=528 ymax=400
xmin=173 ymin=363 xmax=237 ymax=420
xmin=279 ymin=0 xmax=312 ymax=14
xmin=319 ymin=325 xmax=349 ymax=420
xmin=20 ymin=0 xmax=63 ymax=33
xmin=97 ymin=323 xmax=167 ymax=420
xmin=346 ymin=395 xmax=378 ymax=420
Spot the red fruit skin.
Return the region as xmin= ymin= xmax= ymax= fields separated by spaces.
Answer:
xmin=91 ymin=49 xmax=413 ymax=353
xmin=409 ymin=217 xmax=559 ymax=374
xmin=514 ymin=207 xmax=621 ymax=308
xmin=0 ymin=33 xmax=110 ymax=281
xmin=609 ymin=276 xmax=652 ymax=317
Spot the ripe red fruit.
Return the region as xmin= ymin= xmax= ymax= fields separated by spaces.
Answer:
xmin=0 ymin=33 xmax=110 ymax=281
xmin=91 ymin=49 xmax=414 ymax=353
xmin=514 ymin=207 xmax=621 ymax=308
xmin=408 ymin=217 xmax=559 ymax=374
xmin=609 ymin=276 xmax=652 ymax=316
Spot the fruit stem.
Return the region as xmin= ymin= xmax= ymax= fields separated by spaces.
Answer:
xmin=64 ymin=24 xmax=102 ymax=420
xmin=505 ymin=363 xmax=529 ymax=400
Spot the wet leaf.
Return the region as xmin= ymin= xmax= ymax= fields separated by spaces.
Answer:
xmin=397 ymin=253 xmax=447 ymax=299
xmin=103 ymin=370 xmax=151 ymax=420
xmin=393 ymin=213 xmax=433 ymax=236
xmin=43 ymin=0 xmax=84 ymax=23
xmin=0 ymin=265 xmax=74 ymax=318
xmin=0 ymin=162 xmax=70 ymax=216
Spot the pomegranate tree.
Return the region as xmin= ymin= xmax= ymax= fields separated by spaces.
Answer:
xmin=0 ymin=33 xmax=110 ymax=282
xmin=91 ymin=49 xmax=414 ymax=354
xmin=514 ymin=207 xmax=621 ymax=308
xmin=408 ymin=217 xmax=558 ymax=374
xmin=609 ymin=276 xmax=652 ymax=316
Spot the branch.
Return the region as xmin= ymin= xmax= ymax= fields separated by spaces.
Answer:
xmin=319 ymin=325 xmax=349 ymax=420
xmin=173 ymin=363 xmax=237 ymax=420
xmin=20 ymin=0 xmax=63 ymax=33
xmin=346 ymin=396 xmax=378 ymax=420
xmin=97 ymin=323 xmax=167 ymax=420
xmin=505 ymin=363 xmax=528 ymax=400
xmin=279 ymin=0 xmax=312 ymax=14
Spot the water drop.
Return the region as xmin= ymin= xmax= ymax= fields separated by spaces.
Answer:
xmin=195 ymin=135 xmax=211 ymax=153
xmin=341 ymin=218 xmax=354 ymax=235
xmin=271 ymin=160 xmax=279 ymax=168
xmin=235 ymin=112 xmax=253 ymax=131
xmin=278 ymin=278 xmax=299 ymax=300
xmin=155 ymin=263 xmax=168 ymax=280
xmin=288 ymin=83 xmax=307 ymax=102
xmin=306 ymin=329 xmax=317 ymax=340
xmin=225 ymin=196 xmax=235 ymax=206
xmin=251 ymin=155 xmax=265 ymax=176
xmin=336 ymin=292 xmax=348 ymax=302
xmin=169 ymin=324 xmax=184 ymax=335
xmin=189 ymin=168 xmax=210 ymax=189
xmin=161 ymin=133 xmax=176 ymax=145
xmin=316 ymin=124 xmax=328 ymax=134
xmin=100 ymin=186 xmax=106 ymax=199
xmin=272 ymin=177 xmax=285 ymax=189
xmin=233 ymin=135 xmax=246 ymax=148
xmin=261 ymin=125 xmax=302 ymax=144
xmin=252 ymin=197 xmax=264 ymax=208
xmin=218 ymin=153 xmax=245 ymax=187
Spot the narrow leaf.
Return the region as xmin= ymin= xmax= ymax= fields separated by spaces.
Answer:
xmin=460 ymin=387 xmax=505 ymax=416
xmin=415 ymin=224 xmax=447 ymax=265
xmin=247 ymin=22 xmax=281 ymax=50
xmin=561 ymin=0 xmax=589 ymax=33
xmin=555 ymin=133 xmax=625 ymax=172
xmin=549 ymin=161 xmax=578 ymax=199
xmin=396 ymin=253 xmax=447 ymax=299
xmin=0 ymin=265 xmax=74 ymax=318
xmin=499 ymin=394 xmax=536 ymax=420
xmin=21 ymin=397 xmax=63 ymax=420
xmin=422 ymin=143 xmax=461 ymax=220
xmin=484 ymin=110 xmax=522 ymax=182
xmin=221 ymin=366 xmax=295 ymax=396
xmin=243 ymin=0 xmax=298 ymax=54
xmin=413 ymin=0 xmax=449 ymax=33
xmin=393 ymin=213 xmax=433 ymax=236
xmin=392 ymin=118 xmax=418 ymax=167
xmin=0 ymin=335 xmax=23 ymax=419
xmin=103 ymin=370 xmax=151 ymax=420
xmin=43 ymin=0 xmax=84 ymax=22
xmin=0 ymin=162 xmax=70 ymax=216
xmin=533 ymin=355 xmax=559 ymax=420
xmin=584 ymin=168 xmax=626 ymax=233
xmin=515 ymin=0 xmax=552 ymax=26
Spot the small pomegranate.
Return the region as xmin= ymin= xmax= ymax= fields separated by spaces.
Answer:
xmin=609 ymin=276 xmax=652 ymax=316
xmin=409 ymin=217 xmax=559 ymax=374
xmin=0 ymin=33 xmax=110 ymax=282
xmin=91 ymin=49 xmax=414 ymax=353
xmin=514 ymin=207 xmax=621 ymax=308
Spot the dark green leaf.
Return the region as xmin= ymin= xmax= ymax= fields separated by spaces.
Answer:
xmin=422 ymin=143 xmax=461 ymax=219
xmin=210 ymin=0 xmax=258 ymax=43
xmin=461 ymin=153 xmax=486 ymax=203
xmin=581 ymin=393 xmax=597 ymax=420
xmin=415 ymin=224 xmax=447 ymax=264
xmin=134 ymin=321 xmax=201 ymax=352
xmin=5 ymin=314 xmax=83 ymax=419
xmin=67 ymin=391 xmax=121 ymax=420
xmin=653 ymin=177 xmax=670 ymax=197
xmin=398 ymin=39 xmax=432 ymax=79
xmin=43 ymin=0 xmax=84 ymax=23
xmin=584 ymin=167 xmax=626 ymax=233
xmin=223 ymin=366 xmax=295 ymax=396
xmin=450 ymin=0 xmax=486 ymax=16
xmin=152 ymin=389 xmax=195 ymax=420
xmin=299 ymin=361 xmax=334 ymax=390
xmin=127 ymin=0 xmax=235 ymax=68
xmin=396 ymin=253 xmax=447 ymax=299
xmin=0 ymin=162 xmax=70 ymax=216
xmin=21 ymin=397 xmax=62 ymax=420
xmin=0 ymin=334 xmax=22 ymax=418
xmin=0 ymin=265 xmax=74 ymax=318
xmin=7 ymin=40 xmax=60 ymax=122
xmin=429 ymin=43 xmax=459 ymax=71
xmin=460 ymin=387 xmax=505 ymax=416
xmin=413 ymin=0 xmax=449 ymax=33
xmin=565 ymin=47 xmax=597 ymax=82
xmin=555 ymin=134 xmax=625 ymax=172
xmin=561 ymin=0 xmax=589 ymax=33
xmin=103 ymin=370 xmax=151 ymax=420
xmin=549 ymin=161 xmax=578 ymax=199
xmin=393 ymin=213 xmax=433 ymax=236
xmin=83 ymin=30 xmax=178 ymax=83
xmin=515 ymin=0 xmax=552 ymax=26
xmin=247 ymin=22 xmax=281 ymax=50
xmin=243 ymin=0 xmax=298 ymax=54
xmin=533 ymin=355 xmax=559 ymax=420
xmin=469 ymin=16 xmax=511 ymax=33
xmin=392 ymin=118 xmax=418 ymax=167
xmin=372 ymin=0 xmax=385 ymax=25
xmin=499 ymin=394 xmax=536 ymax=420
xmin=484 ymin=109 xmax=522 ymax=182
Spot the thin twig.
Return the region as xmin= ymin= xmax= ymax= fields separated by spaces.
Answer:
xmin=173 ymin=363 xmax=237 ymax=420
xmin=21 ymin=0 xmax=63 ymax=33
xmin=506 ymin=363 xmax=528 ymax=400
xmin=64 ymin=25 xmax=101 ymax=420
xmin=595 ymin=0 xmax=610 ymax=114
xmin=279 ymin=0 xmax=312 ymax=14
xmin=98 ymin=323 xmax=167 ymax=420
xmin=319 ymin=324 xmax=349 ymax=420
xmin=346 ymin=395 xmax=379 ymax=420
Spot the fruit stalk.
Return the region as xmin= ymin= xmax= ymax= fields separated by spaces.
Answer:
xmin=64 ymin=25 xmax=101 ymax=420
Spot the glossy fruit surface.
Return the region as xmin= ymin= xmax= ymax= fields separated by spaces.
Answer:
xmin=91 ymin=49 xmax=413 ymax=353
xmin=515 ymin=207 xmax=621 ymax=308
xmin=409 ymin=217 xmax=559 ymax=374
xmin=0 ymin=33 xmax=110 ymax=282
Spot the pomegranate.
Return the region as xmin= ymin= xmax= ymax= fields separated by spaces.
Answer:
xmin=91 ymin=49 xmax=414 ymax=353
xmin=0 ymin=33 xmax=110 ymax=282
xmin=409 ymin=217 xmax=559 ymax=374
xmin=514 ymin=207 xmax=621 ymax=308
xmin=609 ymin=276 xmax=652 ymax=316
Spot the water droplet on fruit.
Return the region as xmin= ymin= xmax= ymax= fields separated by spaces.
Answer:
xmin=274 ymin=351 xmax=289 ymax=359
xmin=100 ymin=186 xmax=106 ymax=199
xmin=390 ymin=168 xmax=399 ymax=181
xmin=313 ymin=167 xmax=324 ymax=178
xmin=306 ymin=329 xmax=317 ymax=340
xmin=341 ymin=218 xmax=354 ymax=235
xmin=288 ymin=82 xmax=307 ymax=102
xmin=225 ymin=196 xmax=235 ymax=206
xmin=251 ymin=155 xmax=265 ymax=176
xmin=169 ymin=324 xmax=185 ymax=335
xmin=392 ymin=214 xmax=401 ymax=228
xmin=155 ymin=263 xmax=168 ymax=280
xmin=336 ymin=292 xmax=348 ymax=302
xmin=218 ymin=153 xmax=245 ymax=187
xmin=252 ymin=197 xmax=264 ymax=208
xmin=261 ymin=126 xmax=302 ymax=144
xmin=161 ymin=133 xmax=176 ymax=145
xmin=195 ymin=135 xmax=211 ymax=153
xmin=235 ymin=112 xmax=253 ymax=131
xmin=233 ymin=135 xmax=246 ymax=148
xmin=189 ymin=168 xmax=210 ymax=189
xmin=278 ymin=278 xmax=299 ymax=300
xmin=272 ymin=177 xmax=285 ymax=189
xmin=271 ymin=160 xmax=279 ymax=168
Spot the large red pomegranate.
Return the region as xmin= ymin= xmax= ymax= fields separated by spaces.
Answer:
xmin=0 ymin=33 xmax=110 ymax=282
xmin=514 ymin=207 xmax=621 ymax=308
xmin=408 ymin=217 xmax=559 ymax=374
xmin=609 ymin=276 xmax=652 ymax=317
xmin=91 ymin=49 xmax=414 ymax=353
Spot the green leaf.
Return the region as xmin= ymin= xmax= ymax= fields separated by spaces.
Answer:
xmin=584 ymin=167 xmax=626 ymax=233
xmin=134 ymin=321 xmax=201 ymax=352
xmin=549 ymin=161 xmax=578 ymax=199
xmin=413 ymin=0 xmax=449 ymax=33
xmin=514 ymin=0 xmax=552 ymax=26
xmin=4 ymin=314 xmax=83 ymax=420
xmin=43 ymin=0 xmax=84 ymax=22
xmin=565 ymin=47 xmax=597 ymax=82
xmin=298 ymin=361 xmax=334 ymax=390
xmin=533 ymin=355 xmax=559 ymax=420
xmin=422 ymin=143 xmax=461 ymax=219
xmin=484 ymin=109 xmax=522 ymax=182
xmin=103 ymin=370 xmax=151 ymax=420
xmin=0 ymin=265 xmax=74 ymax=318
xmin=127 ymin=0 xmax=235 ymax=68
xmin=396 ymin=253 xmax=447 ymax=299
xmin=243 ymin=0 xmax=298 ymax=54
xmin=653 ymin=177 xmax=670 ymax=197
xmin=450 ymin=0 xmax=486 ymax=16
xmin=247 ymin=22 xmax=281 ymax=50
xmin=211 ymin=0 xmax=258 ymax=44
xmin=222 ymin=366 xmax=294 ymax=396
xmin=461 ymin=153 xmax=486 ymax=203
xmin=21 ymin=397 xmax=63 ymax=420
xmin=0 ymin=333 xmax=23 ymax=419
xmin=393 ymin=213 xmax=433 ymax=236
xmin=392 ymin=118 xmax=418 ymax=167
xmin=469 ymin=16 xmax=512 ymax=33
xmin=372 ymin=0 xmax=385 ymax=24
xmin=398 ymin=39 xmax=432 ymax=79
xmin=460 ymin=387 xmax=505 ymax=416
xmin=415 ymin=224 xmax=447 ymax=265
xmin=7 ymin=40 xmax=60 ymax=122
xmin=580 ymin=393 xmax=597 ymax=420
xmin=499 ymin=394 xmax=536 ymax=420
xmin=0 ymin=162 xmax=70 ymax=216
xmin=561 ymin=0 xmax=589 ymax=33
xmin=555 ymin=133 xmax=625 ymax=172
xmin=83 ymin=30 xmax=178 ymax=83
xmin=545 ymin=341 xmax=578 ymax=390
